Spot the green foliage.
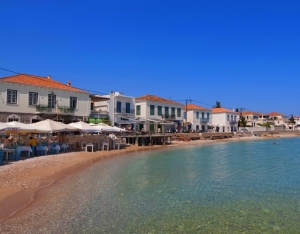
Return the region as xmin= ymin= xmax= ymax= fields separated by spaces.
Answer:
xmin=289 ymin=115 xmax=295 ymax=124
xmin=238 ymin=116 xmax=248 ymax=127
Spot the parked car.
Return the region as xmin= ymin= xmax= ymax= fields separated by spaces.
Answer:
xmin=239 ymin=128 xmax=248 ymax=132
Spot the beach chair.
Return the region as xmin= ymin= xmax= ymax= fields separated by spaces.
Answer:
xmin=50 ymin=144 xmax=60 ymax=154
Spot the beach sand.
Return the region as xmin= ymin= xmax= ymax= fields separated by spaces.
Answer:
xmin=0 ymin=133 xmax=299 ymax=221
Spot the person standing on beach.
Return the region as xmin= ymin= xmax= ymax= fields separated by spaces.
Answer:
xmin=29 ymin=137 xmax=37 ymax=156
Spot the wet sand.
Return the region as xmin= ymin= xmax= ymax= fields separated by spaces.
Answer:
xmin=0 ymin=133 xmax=299 ymax=222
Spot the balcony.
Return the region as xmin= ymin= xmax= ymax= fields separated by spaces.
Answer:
xmin=229 ymin=120 xmax=237 ymax=124
xmin=36 ymin=105 xmax=75 ymax=114
xmin=200 ymin=118 xmax=209 ymax=122
xmin=162 ymin=114 xmax=176 ymax=120
xmin=114 ymin=108 xmax=135 ymax=114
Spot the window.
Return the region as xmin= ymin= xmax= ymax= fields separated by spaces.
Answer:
xmin=234 ymin=115 xmax=236 ymax=121
xmin=150 ymin=105 xmax=155 ymax=115
xmin=136 ymin=105 xmax=141 ymax=115
xmin=227 ymin=115 xmax=229 ymax=121
xmin=202 ymin=112 xmax=204 ymax=119
xmin=116 ymin=101 xmax=121 ymax=113
xmin=165 ymin=107 xmax=169 ymax=117
xmin=29 ymin=92 xmax=38 ymax=106
xmin=7 ymin=89 xmax=18 ymax=104
xmin=171 ymin=107 xmax=175 ymax=117
xmin=126 ymin=102 xmax=130 ymax=113
xmin=48 ymin=94 xmax=56 ymax=108
xmin=70 ymin=97 xmax=77 ymax=109
xmin=207 ymin=113 xmax=210 ymax=120
xmin=177 ymin=108 xmax=181 ymax=117
xmin=196 ymin=112 xmax=199 ymax=119
xmin=158 ymin=106 xmax=162 ymax=116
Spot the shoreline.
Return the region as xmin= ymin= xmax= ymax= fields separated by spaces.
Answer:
xmin=0 ymin=133 xmax=299 ymax=221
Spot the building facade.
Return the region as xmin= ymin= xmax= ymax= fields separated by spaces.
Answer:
xmin=135 ymin=94 xmax=184 ymax=132
xmin=185 ymin=103 xmax=212 ymax=132
xmin=211 ymin=107 xmax=238 ymax=132
xmin=0 ymin=74 xmax=90 ymax=123
xmin=93 ymin=91 xmax=136 ymax=128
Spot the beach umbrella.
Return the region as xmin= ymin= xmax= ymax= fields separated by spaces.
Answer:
xmin=92 ymin=124 xmax=116 ymax=132
xmin=6 ymin=121 xmax=49 ymax=133
xmin=0 ymin=122 xmax=20 ymax=133
xmin=111 ymin=126 xmax=127 ymax=132
xmin=68 ymin=121 xmax=101 ymax=132
xmin=30 ymin=119 xmax=79 ymax=133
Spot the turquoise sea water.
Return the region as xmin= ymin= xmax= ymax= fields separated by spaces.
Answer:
xmin=2 ymin=137 xmax=300 ymax=233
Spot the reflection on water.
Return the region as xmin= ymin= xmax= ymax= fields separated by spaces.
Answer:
xmin=2 ymin=137 xmax=300 ymax=233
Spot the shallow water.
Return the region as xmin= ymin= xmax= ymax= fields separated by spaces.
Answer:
xmin=2 ymin=137 xmax=300 ymax=233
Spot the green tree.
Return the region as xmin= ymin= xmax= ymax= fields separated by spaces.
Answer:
xmin=214 ymin=101 xmax=221 ymax=108
xmin=257 ymin=122 xmax=271 ymax=128
xmin=289 ymin=115 xmax=295 ymax=124
xmin=238 ymin=116 xmax=248 ymax=128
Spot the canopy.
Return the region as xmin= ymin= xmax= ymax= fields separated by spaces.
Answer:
xmin=6 ymin=121 xmax=49 ymax=133
xmin=30 ymin=119 xmax=79 ymax=133
xmin=68 ymin=121 xmax=101 ymax=132
xmin=0 ymin=122 xmax=20 ymax=133
xmin=111 ymin=126 xmax=127 ymax=132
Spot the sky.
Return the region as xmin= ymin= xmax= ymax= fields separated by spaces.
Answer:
xmin=1 ymin=0 xmax=299 ymax=116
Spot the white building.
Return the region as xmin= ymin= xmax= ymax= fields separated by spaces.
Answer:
xmin=93 ymin=91 xmax=136 ymax=129
xmin=185 ymin=103 xmax=212 ymax=132
xmin=0 ymin=74 xmax=90 ymax=123
xmin=239 ymin=111 xmax=264 ymax=127
xmin=135 ymin=94 xmax=184 ymax=132
xmin=211 ymin=107 xmax=238 ymax=132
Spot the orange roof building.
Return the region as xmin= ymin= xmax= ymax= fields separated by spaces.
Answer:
xmin=185 ymin=103 xmax=212 ymax=132
xmin=0 ymin=74 xmax=90 ymax=123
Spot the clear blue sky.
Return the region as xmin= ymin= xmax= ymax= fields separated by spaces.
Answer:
xmin=1 ymin=0 xmax=299 ymax=116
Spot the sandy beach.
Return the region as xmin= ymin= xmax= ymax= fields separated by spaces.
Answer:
xmin=0 ymin=133 xmax=299 ymax=222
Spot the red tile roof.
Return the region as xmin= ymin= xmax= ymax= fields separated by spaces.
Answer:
xmin=212 ymin=107 xmax=235 ymax=113
xmin=241 ymin=111 xmax=264 ymax=116
xmin=0 ymin=74 xmax=88 ymax=93
xmin=186 ymin=103 xmax=208 ymax=111
xmin=266 ymin=111 xmax=285 ymax=117
xmin=135 ymin=94 xmax=183 ymax=106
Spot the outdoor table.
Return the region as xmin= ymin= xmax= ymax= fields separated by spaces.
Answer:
xmin=2 ymin=148 xmax=16 ymax=160
xmin=60 ymin=143 xmax=68 ymax=152
xmin=17 ymin=146 xmax=32 ymax=157
xmin=50 ymin=145 xmax=60 ymax=154
xmin=37 ymin=146 xmax=48 ymax=156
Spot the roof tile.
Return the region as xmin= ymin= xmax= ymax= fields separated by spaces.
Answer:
xmin=135 ymin=94 xmax=183 ymax=106
xmin=0 ymin=74 xmax=87 ymax=93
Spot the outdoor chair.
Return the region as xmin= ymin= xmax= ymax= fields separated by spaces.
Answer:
xmin=0 ymin=150 xmax=3 ymax=165
xmin=102 ymin=141 xmax=109 ymax=151
xmin=81 ymin=141 xmax=87 ymax=151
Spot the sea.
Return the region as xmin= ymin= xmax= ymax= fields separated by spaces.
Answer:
xmin=1 ymin=137 xmax=300 ymax=233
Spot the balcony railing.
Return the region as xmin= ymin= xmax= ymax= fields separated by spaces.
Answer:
xmin=162 ymin=114 xmax=176 ymax=120
xmin=36 ymin=105 xmax=75 ymax=114
xmin=114 ymin=108 xmax=135 ymax=114
xmin=229 ymin=120 xmax=237 ymax=124
xmin=200 ymin=118 xmax=209 ymax=122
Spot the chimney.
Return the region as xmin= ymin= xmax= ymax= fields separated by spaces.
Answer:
xmin=67 ymin=81 xmax=71 ymax=86
xmin=47 ymin=75 xmax=51 ymax=79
